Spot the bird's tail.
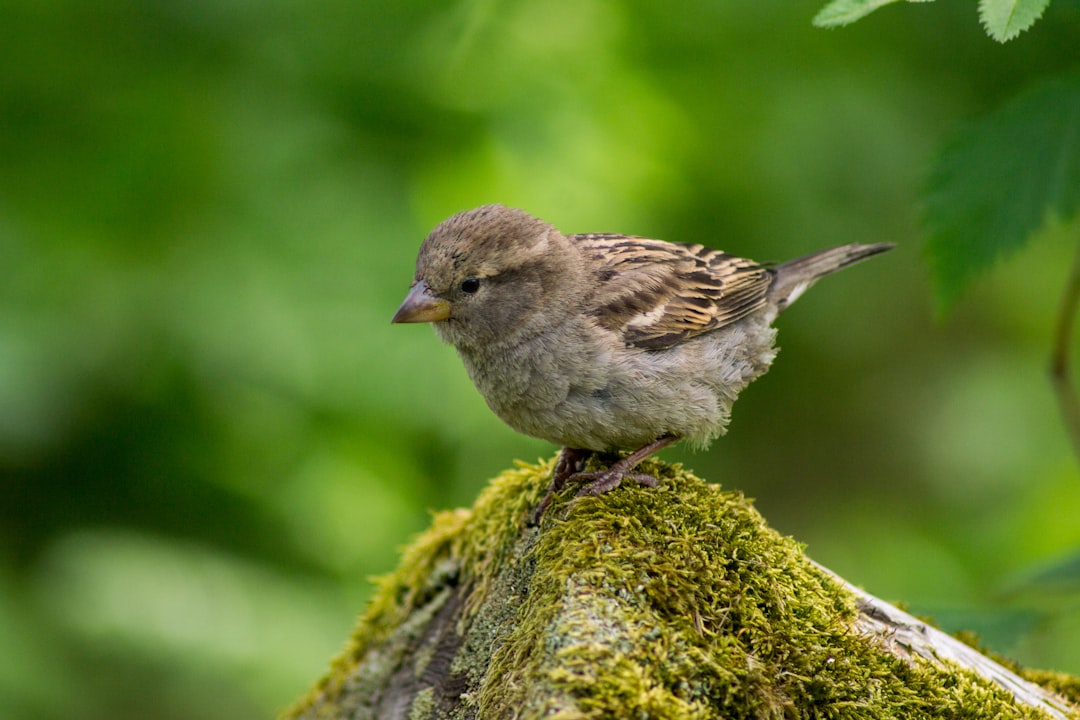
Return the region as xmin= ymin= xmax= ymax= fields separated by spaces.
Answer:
xmin=767 ymin=242 xmax=894 ymax=312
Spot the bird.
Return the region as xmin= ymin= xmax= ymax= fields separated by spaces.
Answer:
xmin=392 ymin=204 xmax=892 ymax=520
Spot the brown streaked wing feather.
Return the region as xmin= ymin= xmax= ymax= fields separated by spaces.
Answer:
xmin=569 ymin=234 xmax=772 ymax=350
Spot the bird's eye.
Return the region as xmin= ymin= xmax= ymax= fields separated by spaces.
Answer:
xmin=460 ymin=277 xmax=481 ymax=294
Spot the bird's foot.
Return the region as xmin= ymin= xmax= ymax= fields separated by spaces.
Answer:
xmin=571 ymin=467 xmax=658 ymax=496
xmin=530 ymin=436 xmax=677 ymax=523
xmin=554 ymin=447 xmax=592 ymax=485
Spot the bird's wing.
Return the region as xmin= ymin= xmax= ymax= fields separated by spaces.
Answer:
xmin=569 ymin=234 xmax=773 ymax=350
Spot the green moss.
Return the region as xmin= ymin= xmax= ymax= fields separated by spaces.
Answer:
xmin=953 ymin=629 xmax=1080 ymax=709
xmin=1021 ymin=670 xmax=1080 ymax=708
xmin=286 ymin=455 xmax=1079 ymax=719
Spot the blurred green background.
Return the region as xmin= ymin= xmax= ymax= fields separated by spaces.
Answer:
xmin=2 ymin=1 xmax=1079 ymax=718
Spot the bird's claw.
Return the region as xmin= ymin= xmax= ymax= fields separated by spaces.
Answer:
xmin=531 ymin=436 xmax=676 ymax=524
xmin=531 ymin=468 xmax=659 ymax=524
xmin=572 ymin=469 xmax=658 ymax=497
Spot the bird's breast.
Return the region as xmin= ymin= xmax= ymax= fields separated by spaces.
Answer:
xmin=453 ymin=319 xmax=626 ymax=446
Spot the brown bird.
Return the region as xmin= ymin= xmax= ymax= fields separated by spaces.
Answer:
xmin=392 ymin=204 xmax=892 ymax=519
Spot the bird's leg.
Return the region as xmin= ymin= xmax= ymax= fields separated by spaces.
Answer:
xmin=554 ymin=446 xmax=593 ymax=484
xmin=572 ymin=435 xmax=678 ymax=497
xmin=531 ymin=447 xmax=593 ymax=524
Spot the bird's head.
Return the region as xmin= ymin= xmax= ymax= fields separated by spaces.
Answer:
xmin=392 ymin=204 xmax=581 ymax=349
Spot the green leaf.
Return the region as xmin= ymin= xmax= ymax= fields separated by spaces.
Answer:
xmin=978 ymin=0 xmax=1052 ymax=42
xmin=812 ymin=0 xmax=906 ymax=27
xmin=812 ymin=0 xmax=934 ymax=28
xmin=924 ymin=70 xmax=1080 ymax=309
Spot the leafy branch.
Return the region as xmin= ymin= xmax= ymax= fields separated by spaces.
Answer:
xmin=923 ymin=71 xmax=1080 ymax=460
xmin=813 ymin=0 xmax=1052 ymax=43
xmin=1052 ymin=239 xmax=1080 ymax=462
xmin=814 ymin=3 xmax=1080 ymax=603
xmin=814 ymin=0 xmax=1080 ymax=459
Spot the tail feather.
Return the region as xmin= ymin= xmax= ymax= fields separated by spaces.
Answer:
xmin=768 ymin=242 xmax=894 ymax=311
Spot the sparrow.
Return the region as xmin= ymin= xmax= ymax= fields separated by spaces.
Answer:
xmin=392 ymin=204 xmax=892 ymax=520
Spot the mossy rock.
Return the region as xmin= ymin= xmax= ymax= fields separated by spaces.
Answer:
xmin=286 ymin=456 xmax=1080 ymax=719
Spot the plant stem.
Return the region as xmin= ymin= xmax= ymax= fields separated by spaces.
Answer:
xmin=1051 ymin=236 xmax=1080 ymax=465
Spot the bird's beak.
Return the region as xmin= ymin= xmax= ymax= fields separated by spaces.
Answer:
xmin=391 ymin=281 xmax=451 ymax=324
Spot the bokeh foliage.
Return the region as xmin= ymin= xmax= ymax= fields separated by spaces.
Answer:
xmin=1 ymin=1 xmax=1078 ymax=719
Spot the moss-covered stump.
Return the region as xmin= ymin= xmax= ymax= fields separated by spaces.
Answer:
xmin=286 ymin=457 xmax=1080 ymax=720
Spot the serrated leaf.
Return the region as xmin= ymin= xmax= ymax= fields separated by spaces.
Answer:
xmin=812 ymin=0 xmax=907 ymax=27
xmin=812 ymin=0 xmax=935 ymax=28
xmin=978 ymin=0 xmax=1052 ymax=42
xmin=923 ymin=70 xmax=1080 ymax=309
